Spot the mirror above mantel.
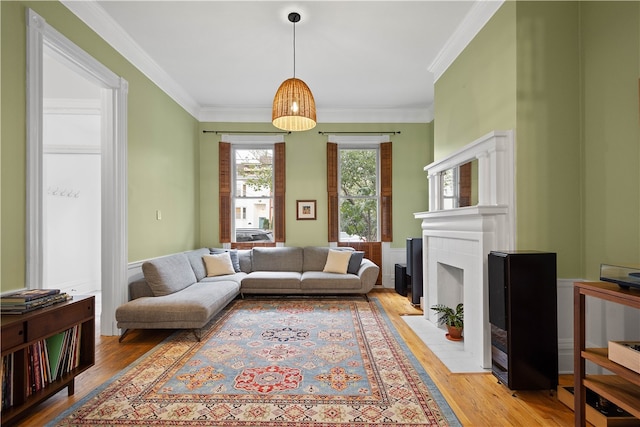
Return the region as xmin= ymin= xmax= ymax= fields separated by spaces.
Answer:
xmin=440 ymin=159 xmax=478 ymax=209
xmin=423 ymin=130 xmax=515 ymax=212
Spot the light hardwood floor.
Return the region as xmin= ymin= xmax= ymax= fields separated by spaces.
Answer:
xmin=15 ymin=289 xmax=579 ymax=426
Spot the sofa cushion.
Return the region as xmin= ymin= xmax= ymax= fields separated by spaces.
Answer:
xmin=252 ymin=247 xmax=303 ymax=272
xmin=347 ymin=251 xmax=365 ymax=274
xmin=323 ymin=249 xmax=352 ymax=274
xmin=237 ymin=250 xmax=252 ymax=273
xmin=210 ymin=248 xmax=241 ymax=272
xmin=128 ymin=279 xmax=155 ymax=300
xmin=116 ymin=281 xmax=240 ymax=329
xmin=240 ymin=271 xmax=302 ymax=290
xmin=302 ymin=247 xmax=356 ymax=272
xmin=200 ymin=272 xmax=247 ymax=286
xmin=184 ymin=248 xmax=211 ymax=281
xmin=300 ymin=271 xmax=362 ymax=290
xmin=303 ymin=246 xmax=330 ymax=272
xmin=203 ymin=253 xmax=236 ymax=277
xmin=142 ymin=253 xmax=197 ymax=297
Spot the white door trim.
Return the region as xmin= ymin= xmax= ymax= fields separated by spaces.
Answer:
xmin=26 ymin=9 xmax=128 ymax=336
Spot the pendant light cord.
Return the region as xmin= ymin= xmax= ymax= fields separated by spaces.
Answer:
xmin=292 ymin=19 xmax=296 ymax=78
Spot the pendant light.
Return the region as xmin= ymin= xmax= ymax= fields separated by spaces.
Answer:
xmin=272 ymin=12 xmax=317 ymax=131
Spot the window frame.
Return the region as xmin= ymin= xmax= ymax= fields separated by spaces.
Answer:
xmin=231 ymin=144 xmax=275 ymax=243
xmin=327 ymin=134 xmax=391 ymax=243
xmin=219 ymin=135 xmax=285 ymax=247
xmin=337 ymin=144 xmax=381 ymax=243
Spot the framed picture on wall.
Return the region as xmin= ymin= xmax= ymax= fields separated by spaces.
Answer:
xmin=296 ymin=200 xmax=316 ymax=220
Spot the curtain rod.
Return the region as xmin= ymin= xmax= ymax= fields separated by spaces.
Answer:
xmin=202 ymin=130 xmax=291 ymax=135
xmin=318 ymin=131 xmax=401 ymax=135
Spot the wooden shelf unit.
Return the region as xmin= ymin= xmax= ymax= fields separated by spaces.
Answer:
xmin=574 ymin=281 xmax=640 ymax=426
xmin=1 ymin=295 xmax=95 ymax=426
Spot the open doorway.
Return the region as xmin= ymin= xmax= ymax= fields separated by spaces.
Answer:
xmin=26 ymin=9 xmax=128 ymax=336
xmin=43 ymin=49 xmax=102 ymax=314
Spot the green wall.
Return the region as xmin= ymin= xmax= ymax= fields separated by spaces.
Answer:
xmin=514 ymin=1 xmax=582 ymax=277
xmin=434 ymin=1 xmax=640 ymax=279
xmin=581 ymin=2 xmax=640 ymax=279
xmin=434 ymin=2 xmax=517 ymax=157
xmin=198 ymin=122 xmax=432 ymax=249
xmin=1 ymin=1 xmax=200 ymax=292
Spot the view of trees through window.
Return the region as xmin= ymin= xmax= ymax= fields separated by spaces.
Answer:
xmin=339 ymin=148 xmax=378 ymax=242
xmin=234 ymin=148 xmax=274 ymax=242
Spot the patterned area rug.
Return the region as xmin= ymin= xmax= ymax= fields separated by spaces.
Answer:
xmin=50 ymin=298 xmax=460 ymax=426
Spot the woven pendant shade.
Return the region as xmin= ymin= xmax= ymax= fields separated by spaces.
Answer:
xmin=272 ymin=77 xmax=316 ymax=131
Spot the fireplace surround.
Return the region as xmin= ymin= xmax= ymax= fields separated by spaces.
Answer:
xmin=414 ymin=130 xmax=515 ymax=370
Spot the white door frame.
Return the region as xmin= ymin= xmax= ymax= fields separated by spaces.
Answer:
xmin=26 ymin=9 xmax=128 ymax=336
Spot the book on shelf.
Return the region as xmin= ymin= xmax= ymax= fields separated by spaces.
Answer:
xmin=43 ymin=325 xmax=81 ymax=381
xmin=3 ymin=324 xmax=84 ymax=407
xmin=1 ymin=289 xmax=60 ymax=303
xmin=45 ymin=332 xmax=65 ymax=380
xmin=1 ymin=354 xmax=13 ymax=410
xmin=27 ymin=342 xmax=46 ymax=394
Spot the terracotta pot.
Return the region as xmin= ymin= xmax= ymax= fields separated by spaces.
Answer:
xmin=446 ymin=325 xmax=463 ymax=341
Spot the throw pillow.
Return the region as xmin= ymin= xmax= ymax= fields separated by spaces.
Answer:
xmin=142 ymin=254 xmax=197 ymax=297
xmin=323 ymin=249 xmax=352 ymax=274
xmin=203 ymin=252 xmax=235 ymax=277
xmin=210 ymin=248 xmax=241 ymax=272
xmin=347 ymin=251 xmax=365 ymax=274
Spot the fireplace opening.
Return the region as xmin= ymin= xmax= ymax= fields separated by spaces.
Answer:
xmin=436 ymin=262 xmax=464 ymax=332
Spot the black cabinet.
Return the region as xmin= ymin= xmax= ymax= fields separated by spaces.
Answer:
xmin=488 ymin=251 xmax=558 ymax=390
xmin=394 ymin=263 xmax=408 ymax=296
xmin=406 ymin=238 xmax=423 ymax=306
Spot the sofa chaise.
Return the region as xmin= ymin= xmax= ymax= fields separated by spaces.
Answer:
xmin=115 ymin=246 xmax=379 ymax=341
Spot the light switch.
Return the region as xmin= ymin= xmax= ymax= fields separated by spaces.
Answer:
xmin=156 ymin=210 xmax=162 ymax=220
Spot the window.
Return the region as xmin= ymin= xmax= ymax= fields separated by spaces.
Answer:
xmin=326 ymin=137 xmax=389 ymax=286
xmin=235 ymin=206 xmax=246 ymax=219
xmin=338 ymin=147 xmax=379 ymax=242
xmin=232 ymin=147 xmax=274 ymax=243
xmin=327 ymin=137 xmax=391 ymax=244
xmin=219 ymin=139 xmax=284 ymax=246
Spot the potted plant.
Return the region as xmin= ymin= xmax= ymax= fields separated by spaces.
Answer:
xmin=430 ymin=303 xmax=464 ymax=341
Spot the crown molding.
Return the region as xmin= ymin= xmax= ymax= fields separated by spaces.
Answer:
xmin=199 ymin=106 xmax=433 ymax=124
xmin=199 ymin=106 xmax=273 ymax=123
xmin=429 ymin=0 xmax=504 ymax=82
xmin=61 ymin=0 xmax=200 ymax=119
xmin=62 ymin=0 xmax=467 ymax=124
xmin=318 ymin=107 xmax=433 ymax=124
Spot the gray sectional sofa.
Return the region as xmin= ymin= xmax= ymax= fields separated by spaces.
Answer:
xmin=115 ymin=246 xmax=379 ymax=341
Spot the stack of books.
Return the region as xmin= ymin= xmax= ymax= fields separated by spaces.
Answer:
xmin=1 ymin=289 xmax=70 ymax=315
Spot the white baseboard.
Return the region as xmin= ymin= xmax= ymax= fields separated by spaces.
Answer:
xmin=382 ymin=246 xmax=405 ymax=288
xmin=557 ymin=278 xmax=576 ymax=374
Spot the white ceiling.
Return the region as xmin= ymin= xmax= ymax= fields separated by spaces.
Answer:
xmin=62 ymin=1 xmax=503 ymax=123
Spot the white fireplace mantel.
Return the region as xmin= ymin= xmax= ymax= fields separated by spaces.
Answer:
xmin=414 ymin=130 xmax=515 ymax=370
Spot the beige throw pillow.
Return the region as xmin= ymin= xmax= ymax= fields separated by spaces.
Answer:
xmin=203 ymin=252 xmax=235 ymax=277
xmin=323 ymin=249 xmax=352 ymax=274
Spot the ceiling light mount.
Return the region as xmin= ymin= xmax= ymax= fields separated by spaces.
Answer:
xmin=288 ymin=12 xmax=300 ymax=24
xmin=272 ymin=11 xmax=316 ymax=132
